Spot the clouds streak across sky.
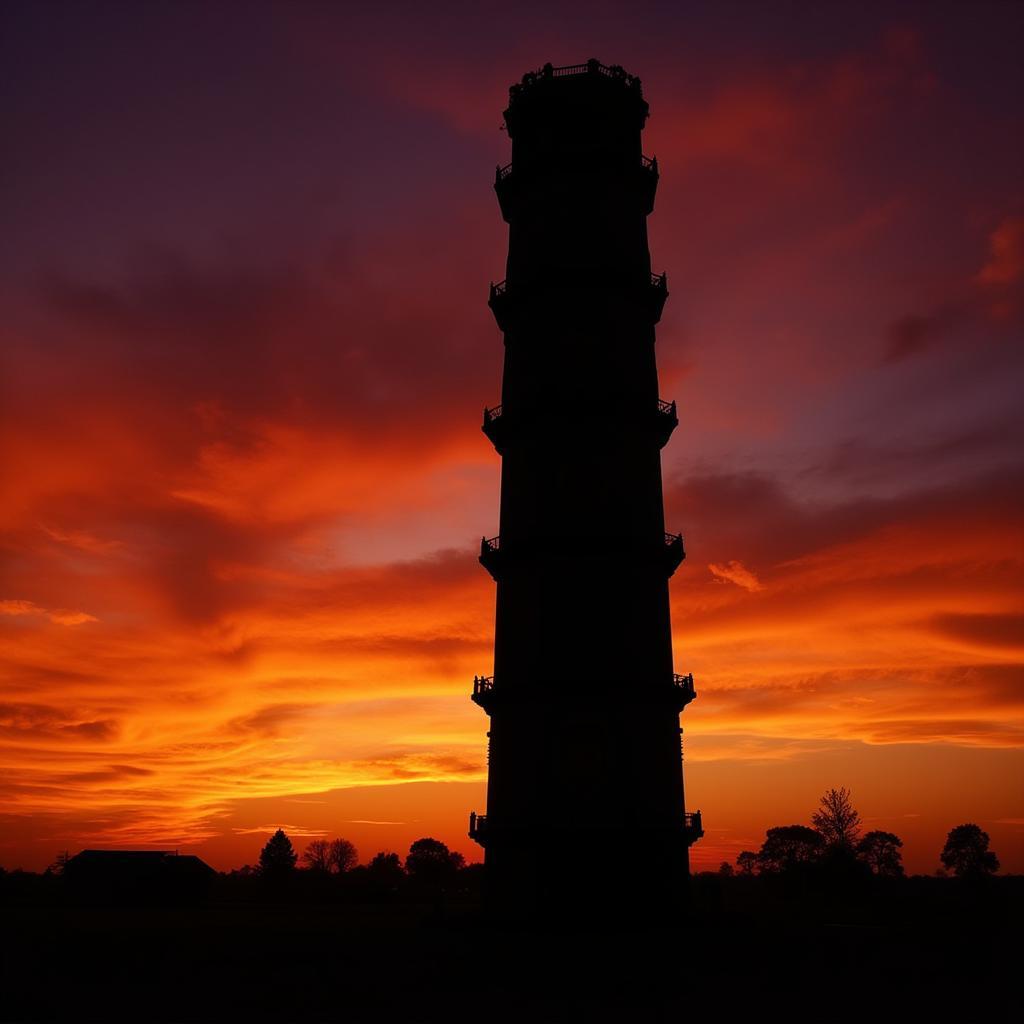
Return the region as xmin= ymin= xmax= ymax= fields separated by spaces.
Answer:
xmin=1 ymin=1 xmax=1022 ymax=872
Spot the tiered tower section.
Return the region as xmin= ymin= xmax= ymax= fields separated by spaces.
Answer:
xmin=470 ymin=60 xmax=702 ymax=917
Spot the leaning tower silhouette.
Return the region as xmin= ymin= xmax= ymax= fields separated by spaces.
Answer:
xmin=469 ymin=60 xmax=702 ymax=917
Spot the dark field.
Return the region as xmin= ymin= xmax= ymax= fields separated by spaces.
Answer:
xmin=1 ymin=876 xmax=1020 ymax=1022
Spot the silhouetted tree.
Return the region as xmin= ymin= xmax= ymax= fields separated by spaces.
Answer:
xmin=328 ymin=838 xmax=358 ymax=874
xmin=812 ymin=786 xmax=861 ymax=848
xmin=258 ymin=828 xmax=298 ymax=879
xmin=47 ymin=851 xmax=71 ymax=877
xmin=736 ymin=851 xmax=758 ymax=875
xmin=302 ymin=839 xmax=331 ymax=872
xmin=360 ymin=850 xmax=404 ymax=900
xmin=718 ymin=862 xmax=734 ymax=877
xmin=406 ymin=838 xmax=461 ymax=885
xmin=368 ymin=851 xmax=404 ymax=881
xmin=456 ymin=861 xmax=485 ymax=899
xmin=940 ymin=824 xmax=999 ymax=878
xmin=758 ymin=825 xmax=824 ymax=872
xmin=857 ymin=830 xmax=905 ymax=878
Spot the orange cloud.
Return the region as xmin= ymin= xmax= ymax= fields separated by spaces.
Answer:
xmin=708 ymin=561 xmax=764 ymax=592
xmin=1 ymin=13 xmax=1022 ymax=878
xmin=0 ymin=600 xmax=98 ymax=626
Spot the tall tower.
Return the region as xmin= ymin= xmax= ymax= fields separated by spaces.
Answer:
xmin=469 ymin=60 xmax=702 ymax=917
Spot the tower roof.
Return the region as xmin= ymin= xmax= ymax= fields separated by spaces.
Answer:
xmin=507 ymin=59 xmax=643 ymax=99
xmin=503 ymin=59 xmax=648 ymax=137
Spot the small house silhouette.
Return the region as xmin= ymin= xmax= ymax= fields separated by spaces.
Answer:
xmin=64 ymin=849 xmax=216 ymax=905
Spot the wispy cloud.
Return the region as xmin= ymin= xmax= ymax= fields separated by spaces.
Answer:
xmin=708 ymin=561 xmax=764 ymax=592
xmin=1 ymin=5 xmax=1022 ymax=877
xmin=0 ymin=600 xmax=97 ymax=626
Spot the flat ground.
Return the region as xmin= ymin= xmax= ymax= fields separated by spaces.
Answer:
xmin=1 ymin=879 xmax=1019 ymax=1021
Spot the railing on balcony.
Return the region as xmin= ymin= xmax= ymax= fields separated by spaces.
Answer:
xmin=494 ymin=164 xmax=515 ymax=221
xmin=673 ymin=672 xmax=697 ymax=709
xmin=488 ymin=280 xmax=511 ymax=331
xmin=673 ymin=672 xmax=695 ymax=693
xmin=510 ymin=60 xmax=643 ymax=96
xmin=482 ymin=405 xmax=506 ymax=454
xmin=663 ymin=531 xmax=686 ymax=577
xmin=638 ymin=154 xmax=660 ymax=214
xmin=503 ymin=153 xmax=654 ymax=181
xmin=479 ymin=535 xmax=502 ymax=580
xmin=489 ymin=273 xmax=667 ymax=328
xmin=649 ymin=272 xmax=669 ymax=322
xmin=655 ymin=398 xmax=678 ymax=447
xmin=683 ymin=810 xmax=704 ymax=843
xmin=471 ymin=674 xmax=495 ymax=712
xmin=497 ymin=154 xmax=655 ymax=217
xmin=469 ymin=811 xmax=487 ymax=845
xmin=486 ymin=400 xmax=674 ymax=451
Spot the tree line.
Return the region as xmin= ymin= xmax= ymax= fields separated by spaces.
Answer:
xmin=238 ymin=829 xmax=472 ymax=898
xmin=0 ymin=831 xmax=478 ymax=908
xmin=722 ymin=786 xmax=1001 ymax=880
xmin=0 ymin=789 xmax=1006 ymax=911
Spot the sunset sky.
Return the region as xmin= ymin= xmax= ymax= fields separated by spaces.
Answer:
xmin=2 ymin=1 xmax=1022 ymax=876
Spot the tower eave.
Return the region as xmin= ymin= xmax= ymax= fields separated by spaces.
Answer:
xmin=502 ymin=59 xmax=649 ymax=138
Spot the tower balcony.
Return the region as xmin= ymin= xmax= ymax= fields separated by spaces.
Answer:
xmin=672 ymin=672 xmax=697 ymax=710
xmin=494 ymin=153 xmax=658 ymax=223
xmin=508 ymin=59 xmax=644 ymax=102
xmin=683 ymin=810 xmax=704 ymax=846
xmin=482 ymin=404 xmax=507 ymax=453
xmin=663 ymin=531 xmax=686 ymax=576
xmin=494 ymin=162 xmax=515 ymax=222
xmin=648 ymin=271 xmax=669 ymax=324
xmin=655 ymin=398 xmax=678 ymax=447
xmin=480 ymin=532 xmax=681 ymax=577
xmin=484 ymin=398 xmax=674 ymax=451
xmin=488 ymin=280 xmax=512 ymax=332
xmin=489 ymin=272 xmax=668 ymax=331
xmin=503 ymin=60 xmax=649 ymax=138
xmin=479 ymin=535 xmax=502 ymax=580
xmin=469 ymin=811 xmax=488 ymax=846
xmin=640 ymin=154 xmax=659 ymax=215
xmin=471 ymin=674 xmax=495 ymax=713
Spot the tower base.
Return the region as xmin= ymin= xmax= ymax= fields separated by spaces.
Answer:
xmin=481 ymin=825 xmax=693 ymax=924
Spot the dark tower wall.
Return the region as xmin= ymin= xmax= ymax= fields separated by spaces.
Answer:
xmin=471 ymin=61 xmax=702 ymax=919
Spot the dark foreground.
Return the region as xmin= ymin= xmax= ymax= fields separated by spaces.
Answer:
xmin=2 ymin=875 xmax=1020 ymax=1022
